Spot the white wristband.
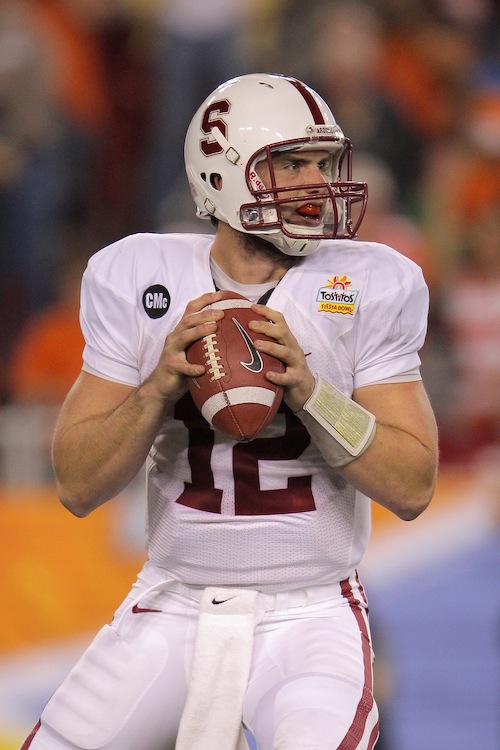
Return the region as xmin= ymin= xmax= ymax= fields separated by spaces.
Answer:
xmin=302 ymin=375 xmax=376 ymax=459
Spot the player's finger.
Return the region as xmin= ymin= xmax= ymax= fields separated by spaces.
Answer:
xmin=185 ymin=290 xmax=224 ymax=314
xmin=250 ymin=303 xmax=284 ymax=324
xmin=176 ymin=295 xmax=225 ymax=339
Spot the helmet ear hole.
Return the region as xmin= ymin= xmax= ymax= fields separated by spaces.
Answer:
xmin=210 ymin=173 xmax=222 ymax=190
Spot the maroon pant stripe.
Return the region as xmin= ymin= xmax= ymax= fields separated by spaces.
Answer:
xmin=20 ymin=720 xmax=41 ymax=749
xmin=337 ymin=577 xmax=379 ymax=750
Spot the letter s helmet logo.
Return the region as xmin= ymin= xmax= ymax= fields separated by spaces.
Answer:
xmin=200 ymin=99 xmax=230 ymax=156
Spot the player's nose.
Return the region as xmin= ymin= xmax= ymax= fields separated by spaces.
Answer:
xmin=305 ymin=162 xmax=328 ymax=186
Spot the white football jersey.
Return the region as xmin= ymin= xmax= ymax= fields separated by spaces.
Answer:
xmin=80 ymin=232 xmax=428 ymax=592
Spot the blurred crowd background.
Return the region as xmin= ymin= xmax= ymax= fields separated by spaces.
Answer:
xmin=0 ymin=1 xmax=499 ymax=749
xmin=1 ymin=0 xmax=500 ymax=462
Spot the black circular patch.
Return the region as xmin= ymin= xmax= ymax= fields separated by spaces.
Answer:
xmin=143 ymin=284 xmax=171 ymax=319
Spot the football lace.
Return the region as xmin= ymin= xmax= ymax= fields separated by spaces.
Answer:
xmin=203 ymin=334 xmax=226 ymax=381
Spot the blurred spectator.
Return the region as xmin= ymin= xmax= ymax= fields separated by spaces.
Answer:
xmin=420 ymin=86 xmax=500 ymax=279
xmin=7 ymin=244 xmax=88 ymax=404
xmin=35 ymin=0 xmax=114 ymax=142
xmin=0 ymin=0 xmax=66 ymax=402
xmin=95 ymin=10 xmax=155 ymax=237
xmin=438 ymin=204 xmax=500 ymax=460
xmin=33 ymin=0 xmax=120 ymax=227
xmin=307 ymin=0 xmax=423 ymax=212
xmin=433 ymin=0 xmax=500 ymax=78
xmin=139 ymin=0 xmax=252 ymax=228
xmin=415 ymin=83 xmax=500 ymax=460
xmin=375 ymin=1 xmax=478 ymax=141
xmin=352 ymin=152 xmax=438 ymax=291
xmin=33 ymin=0 xmax=156 ymax=240
xmin=0 ymin=0 xmax=148 ymax=401
xmin=246 ymin=0 xmax=322 ymax=81
xmin=452 ymin=90 xmax=500 ymax=211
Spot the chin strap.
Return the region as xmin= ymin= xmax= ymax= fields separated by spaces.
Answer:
xmin=267 ymin=232 xmax=318 ymax=256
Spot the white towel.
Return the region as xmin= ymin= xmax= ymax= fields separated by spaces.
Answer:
xmin=175 ymin=586 xmax=263 ymax=750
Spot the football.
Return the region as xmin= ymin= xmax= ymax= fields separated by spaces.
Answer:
xmin=186 ymin=291 xmax=285 ymax=441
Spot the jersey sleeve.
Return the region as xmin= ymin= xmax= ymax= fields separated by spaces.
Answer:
xmin=80 ymin=244 xmax=142 ymax=386
xmin=353 ymin=256 xmax=429 ymax=389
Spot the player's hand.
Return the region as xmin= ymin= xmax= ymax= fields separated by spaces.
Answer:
xmin=148 ymin=291 xmax=225 ymax=403
xmin=249 ymin=303 xmax=315 ymax=413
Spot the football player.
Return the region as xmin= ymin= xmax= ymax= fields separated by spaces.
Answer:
xmin=21 ymin=74 xmax=438 ymax=750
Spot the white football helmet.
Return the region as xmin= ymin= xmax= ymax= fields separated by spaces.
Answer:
xmin=184 ymin=73 xmax=368 ymax=255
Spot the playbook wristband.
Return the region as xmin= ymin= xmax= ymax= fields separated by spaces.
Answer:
xmin=301 ymin=375 xmax=376 ymax=465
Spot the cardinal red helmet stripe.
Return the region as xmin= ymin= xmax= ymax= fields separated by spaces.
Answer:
xmin=286 ymin=77 xmax=326 ymax=124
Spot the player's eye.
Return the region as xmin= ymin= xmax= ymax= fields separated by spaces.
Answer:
xmin=282 ymin=159 xmax=300 ymax=171
xmin=318 ymin=160 xmax=332 ymax=174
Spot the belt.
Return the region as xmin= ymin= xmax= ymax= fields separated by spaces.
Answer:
xmin=170 ymin=579 xmax=339 ymax=612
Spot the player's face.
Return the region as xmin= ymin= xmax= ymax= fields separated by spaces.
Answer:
xmin=255 ymin=149 xmax=334 ymax=228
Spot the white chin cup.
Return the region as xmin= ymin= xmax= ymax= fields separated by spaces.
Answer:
xmin=265 ymin=232 xmax=320 ymax=256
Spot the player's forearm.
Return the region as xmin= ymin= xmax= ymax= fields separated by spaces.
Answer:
xmin=338 ymin=422 xmax=437 ymax=520
xmin=295 ymin=374 xmax=438 ymax=520
xmin=299 ymin=411 xmax=436 ymax=520
xmin=52 ymin=379 xmax=169 ymax=517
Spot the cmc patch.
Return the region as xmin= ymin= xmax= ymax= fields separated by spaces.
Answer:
xmin=316 ymin=275 xmax=359 ymax=315
xmin=143 ymin=284 xmax=170 ymax=319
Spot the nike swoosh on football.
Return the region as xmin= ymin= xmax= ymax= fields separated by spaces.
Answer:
xmin=132 ymin=604 xmax=162 ymax=614
xmin=232 ymin=317 xmax=263 ymax=373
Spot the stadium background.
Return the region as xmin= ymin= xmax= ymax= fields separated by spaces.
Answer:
xmin=1 ymin=1 xmax=499 ymax=748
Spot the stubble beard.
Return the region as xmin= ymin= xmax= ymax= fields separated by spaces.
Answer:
xmin=238 ymin=231 xmax=301 ymax=272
